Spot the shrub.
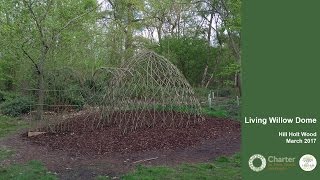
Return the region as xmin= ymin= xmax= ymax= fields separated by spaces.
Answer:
xmin=201 ymin=107 xmax=228 ymax=118
xmin=217 ymin=88 xmax=232 ymax=97
xmin=0 ymin=91 xmax=4 ymax=102
xmin=0 ymin=96 xmax=34 ymax=117
xmin=62 ymin=89 xmax=85 ymax=110
xmin=66 ymin=95 xmax=85 ymax=110
xmin=0 ymin=90 xmax=18 ymax=103
xmin=44 ymin=86 xmax=85 ymax=110
xmin=222 ymin=98 xmax=240 ymax=120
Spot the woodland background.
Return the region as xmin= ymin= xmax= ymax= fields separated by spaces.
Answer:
xmin=0 ymin=0 xmax=241 ymax=117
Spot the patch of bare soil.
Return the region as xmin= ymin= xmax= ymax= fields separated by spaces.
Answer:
xmin=0 ymin=112 xmax=240 ymax=180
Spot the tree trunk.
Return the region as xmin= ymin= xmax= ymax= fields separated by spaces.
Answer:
xmin=36 ymin=70 xmax=44 ymax=122
xmin=124 ymin=3 xmax=134 ymax=59
xmin=201 ymin=13 xmax=214 ymax=87
xmin=157 ymin=25 xmax=162 ymax=42
xmin=237 ymin=72 xmax=242 ymax=96
xmin=226 ymin=31 xmax=241 ymax=96
xmin=35 ymin=46 xmax=48 ymax=122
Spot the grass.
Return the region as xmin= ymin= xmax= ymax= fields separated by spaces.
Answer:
xmin=201 ymin=107 xmax=228 ymax=118
xmin=0 ymin=147 xmax=14 ymax=161
xmin=0 ymin=160 xmax=57 ymax=180
xmin=0 ymin=151 xmax=241 ymax=180
xmin=194 ymin=87 xmax=241 ymax=120
xmin=0 ymin=116 xmax=56 ymax=180
xmin=200 ymin=98 xmax=240 ymax=120
xmin=95 ymin=176 xmax=110 ymax=180
xmin=156 ymin=103 xmax=238 ymax=120
xmin=0 ymin=115 xmax=28 ymax=138
xmin=0 ymin=145 xmax=57 ymax=180
xmin=121 ymin=153 xmax=241 ymax=180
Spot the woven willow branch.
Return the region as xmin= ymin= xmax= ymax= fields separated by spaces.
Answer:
xmin=29 ymin=51 xmax=203 ymax=133
xmin=101 ymin=50 xmax=203 ymax=133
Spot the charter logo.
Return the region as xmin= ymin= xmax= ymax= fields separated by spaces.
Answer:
xmin=248 ymin=154 xmax=267 ymax=172
xmin=249 ymin=154 xmax=298 ymax=171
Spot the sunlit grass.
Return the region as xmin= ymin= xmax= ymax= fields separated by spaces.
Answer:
xmin=121 ymin=153 xmax=241 ymax=180
xmin=0 ymin=115 xmax=28 ymax=138
xmin=0 ymin=160 xmax=57 ymax=180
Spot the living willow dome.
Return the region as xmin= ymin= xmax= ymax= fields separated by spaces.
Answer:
xmin=101 ymin=51 xmax=203 ymax=132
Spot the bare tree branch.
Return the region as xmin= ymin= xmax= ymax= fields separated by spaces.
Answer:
xmin=21 ymin=41 xmax=40 ymax=74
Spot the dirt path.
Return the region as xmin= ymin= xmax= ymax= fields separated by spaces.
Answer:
xmin=0 ymin=117 xmax=240 ymax=180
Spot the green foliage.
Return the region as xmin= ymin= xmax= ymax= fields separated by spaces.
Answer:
xmin=0 ymin=96 xmax=34 ymax=117
xmin=44 ymin=91 xmax=84 ymax=111
xmin=202 ymin=99 xmax=240 ymax=120
xmin=217 ymin=62 xmax=240 ymax=87
xmin=0 ymin=160 xmax=57 ymax=180
xmin=193 ymin=87 xmax=211 ymax=98
xmin=216 ymin=156 xmax=230 ymax=163
xmin=217 ymin=88 xmax=232 ymax=97
xmin=0 ymin=57 xmax=18 ymax=91
xmin=43 ymin=68 xmax=86 ymax=109
xmin=83 ymin=0 xmax=97 ymax=10
xmin=224 ymin=99 xmax=240 ymax=118
xmin=0 ymin=91 xmax=18 ymax=103
xmin=224 ymin=0 xmax=241 ymax=32
xmin=0 ymin=115 xmax=27 ymax=138
xmin=156 ymin=36 xmax=216 ymax=86
xmin=65 ymin=93 xmax=85 ymax=109
xmin=141 ymin=101 xmax=237 ymax=120
xmin=193 ymin=87 xmax=240 ymax=120
xmin=0 ymin=0 xmax=242 ymax=117
xmin=122 ymin=153 xmax=241 ymax=180
xmin=81 ymin=79 xmax=106 ymax=106
xmin=201 ymin=107 xmax=228 ymax=118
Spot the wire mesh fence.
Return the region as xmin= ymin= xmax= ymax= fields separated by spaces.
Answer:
xmin=27 ymin=50 xmax=204 ymax=134
xmin=25 ymin=88 xmax=86 ymax=132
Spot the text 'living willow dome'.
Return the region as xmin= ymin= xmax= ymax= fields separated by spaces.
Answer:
xmin=101 ymin=51 xmax=203 ymax=133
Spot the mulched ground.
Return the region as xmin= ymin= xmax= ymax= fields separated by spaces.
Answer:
xmin=26 ymin=111 xmax=240 ymax=156
xmin=0 ymin=111 xmax=240 ymax=179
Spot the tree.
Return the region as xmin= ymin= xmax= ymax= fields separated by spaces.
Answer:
xmin=103 ymin=0 xmax=145 ymax=60
xmin=157 ymin=36 xmax=216 ymax=86
xmin=1 ymin=0 xmax=242 ymax=103
xmin=0 ymin=0 xmax=99 ymax=120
